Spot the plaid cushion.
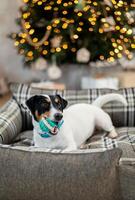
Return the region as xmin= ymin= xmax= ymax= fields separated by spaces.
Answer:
xmin=0 ymin=98 xmax=22 ymax=144
xmin=10 ymin=83 xmax=131 ymax=131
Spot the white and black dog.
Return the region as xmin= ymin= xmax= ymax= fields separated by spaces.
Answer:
xmin=26 ymin=93 xmax=127 ymax=151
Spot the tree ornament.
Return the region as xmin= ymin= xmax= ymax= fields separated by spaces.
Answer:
xmin=48 ymin=64 xmax=62 ymax=80
xmin=106 ymin=16 xmax=116 ymax=26
xmin=32 ymin=57 xmax=48 ymax=70
xmin=51 ymin=36 xmax=62 ymax=48
xmin=103 ymin=0 xmax=113 ymax=7
xmin=76 ymin=48 xmax=90 ymax=63
xmin=48 ymin=56 xmax=62 ymax=80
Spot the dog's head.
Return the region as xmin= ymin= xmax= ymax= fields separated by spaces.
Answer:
xmin=26 ymin=94 xmax=68 ymax=122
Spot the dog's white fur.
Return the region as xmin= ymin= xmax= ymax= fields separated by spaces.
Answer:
xmin=33 ymin=94 xmax=127 ymax=151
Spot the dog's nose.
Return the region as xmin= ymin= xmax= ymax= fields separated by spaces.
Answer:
xmin=54 ymin=113 xmax=63 ymax=121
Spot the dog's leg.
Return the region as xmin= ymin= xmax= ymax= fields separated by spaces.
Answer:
xmin=96 ymin=111 xmax=118 ymax=139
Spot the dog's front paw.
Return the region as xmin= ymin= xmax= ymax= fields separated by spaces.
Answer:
xmin=108 ymin=129 xmax=118 ymax=139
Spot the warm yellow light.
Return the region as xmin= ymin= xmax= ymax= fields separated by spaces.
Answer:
xmin=63 ymin=10 xmax=68 ymax=15
xmin=44 ymin=6 xmax=52 ymax=10
xmin=93 ymin=2 xmax=98 ymax=6
xmin=104 ymin=23 xmax=109 ymax=28
xmin=110 ymin=51 xmax=114 ymax=56
xmin=38 ymin=1 xmax=42 ymax=5
xmin=112 ymin=43 xmax=117 ymax=47
xmin=27 ymin=51 xmax=33 ymax=57
xmin=118 ymin=45 xmax=123 ymax=50
xmin=109 ymin=57 xmax=115 ymax=62
xmin=63 ymin=3 xmax=68 ymax=7
xmin=62 ymin=23 xmax=68 ymax=29
xmin=24 ymin=22 xmax=31 ymax=29
xmin=63 ymin=44 xmax=68 ymax=49
xmin=47 ymin=25 xmax=52 ymax=30
xmin=99 ymin=28 xmax=103 ymax=33
xmin=42 ymin=50 xmax=48 ymax=55
xmin=77 ymin=12 xmax=83 ymax=17
xmin=44 ymin=41 xmax=49 ymax=46
xmin=106 ymin=7 xmax=110 ymax=11
xmin=77 ymin=27 xmax=82 ymax=32
xmin=117 ymin=53 xmax=122 ymax=58
xmin=116 ymin=17 xmax=121 ymax=21
xmin=99 ymin=55 xmax=104 ymax=60
xmin=23 ymin=13 xmax=29 ymax=19
xmin=33 ymin=38 xmax=38 ymax=43
xmin=117 ymin=39 xmax=121 ymax=44
xmin=127 ymin=29 xmax=132 ymax=35
xmin=14 ymin=41 xmax=19 ymax=46
xmin=74 ymin=0 xmax=78 ymax=4
xmin=79 ymin=22 xmax=84 ymax=26
xmin=124 ymin=38 xmax=128 ymax=42
xmin=128 ymin=54 xmax=133 ymax=59
xmin=56 ymin=47 xmax=61 ymax=52
xmin=54 ymin=28 xmax=60 ymax=33
xmin=116 ymin=26 xmax=120 ymax=30
xmin=89 ymin=28 xmax=93 ymax=31
xmin=54 ymin=19 xmax=60 ymax=24
xmin=125 ymin=50 xmax=130 ymax=54
xmin=20 ymin=39 xmax=25 ymax=44
xmin=101 ymin=18 xmax=106 ymax=23
xmin=29 ymin=29 xmax=35 ymax=35
xmin=23 ymin=0 xmax=29 ymax=3
xmin=120 ymin=28 xmax=127 ymax=33
xmin=57 ymin=0 xmax=62 ymax=4
xmin=51 ymin=48 xmax=55 ymax=53
xmin=131 ymin=44 xmax=135 ymax=49
xmin=114 ymin=49 xmax=119 ymax=53
xmin=54 ymin=7 xmax=59 ymax=11
xmin=73 ymin=34 xmax=79 ymax=39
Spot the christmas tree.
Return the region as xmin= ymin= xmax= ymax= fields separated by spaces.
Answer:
xmin=10 ymin=0 xmax=135 ymax=66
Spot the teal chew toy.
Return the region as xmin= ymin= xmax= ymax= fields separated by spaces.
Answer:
xmin=39 ymin=118 xmax=64 ymax=138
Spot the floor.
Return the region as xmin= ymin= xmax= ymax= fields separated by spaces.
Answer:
xmin=0 ymin=93 xmax=11 ymax=108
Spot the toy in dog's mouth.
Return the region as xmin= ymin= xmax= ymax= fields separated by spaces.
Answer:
xmin=39 ymin=117 xmax=64 ymax=138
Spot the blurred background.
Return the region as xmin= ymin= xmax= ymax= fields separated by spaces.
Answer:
xmin=0 ymin=0 xmax=135 ymax=94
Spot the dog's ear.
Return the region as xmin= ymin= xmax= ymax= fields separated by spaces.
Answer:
xmin=26 ymin=95 xmax=37 ymax=115
xmin=56 ymin=95 xmax=68 ymax=110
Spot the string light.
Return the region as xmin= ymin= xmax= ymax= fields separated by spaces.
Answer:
xmin=27 ymin=51 xmax=33 ymax=57
xmin=77 ymin=27 xmax=82 ymax=32
xmin=20 ymin=39 xmax=25 ymax=44
xmin=29 ymin=29 xmax=35 ymax=35
xmin=42 ymin=50 xmax=48 ymax=55
xmin=37 ymin=1 xmax=42 ymax=5
xmin=44 ymin=41 xmax=49 ymax=46
xmin=63 ymin=10 xmax=68 ymax=15
xmin=33 ymin=38 xmax=38 ymax=43
xmin=100 ymin=55 xmax=104 ymax=60
xmin=62 ymin=43 xmax=68 ymax=49
xmin=62 ymin=23 xmax=68 ymax=29
xmin=73 ymin=34 xmax=79 ymax=39
xmin=23 ymin=0 xmax=29 ymax=3
xmin=56 ymin=47 xmax=61 ymax=52
xmin=14 ymin=41 xmax=19 ymax=46
xmin=44 ymin=6 xmax=52 ymax=10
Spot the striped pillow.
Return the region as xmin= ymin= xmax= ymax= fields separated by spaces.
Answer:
xmin=10 ymin=83 xmax=134 ymax=130
xmin=0 ymin=98 xmax=22 ymax=144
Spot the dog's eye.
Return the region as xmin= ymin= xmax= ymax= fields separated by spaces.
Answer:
xmin=55 ymin=98 xmax=59 ymax=103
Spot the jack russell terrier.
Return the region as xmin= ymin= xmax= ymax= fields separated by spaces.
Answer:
xmin=26 ymin=93 xmax=127 ymax=151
